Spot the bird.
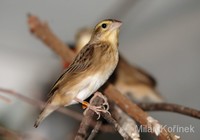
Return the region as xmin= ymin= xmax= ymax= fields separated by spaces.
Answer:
xmin=34 ymin=19 xmax=122 ymax=128
xmin=113 ymin=57 xmax=163 ymax=103
xmin=74 ymin=27 xmax=163 ymax=103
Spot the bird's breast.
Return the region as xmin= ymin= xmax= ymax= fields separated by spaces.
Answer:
xmin=70 ymin=48 xmax=119 ymax=105
xmin=69 ymin=73 xmax=105 ymax=105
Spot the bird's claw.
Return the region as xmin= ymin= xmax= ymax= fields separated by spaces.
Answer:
xmin=85 ymin=104 xmax=110 ymax=119
xmin=93 ymin=92 xmax=110 ymax=110
xmin=83 ymin=92 xmax=110 ymax=119
xmin=93 ymin=106 xmax=111 ymax=120
xmin=102 ymin=102 xmax=109 ymax=111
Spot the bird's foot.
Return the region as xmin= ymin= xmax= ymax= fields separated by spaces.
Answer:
xmin=85 ymin=92 xmax=110 ymax=119
xmin=74 ymin=92 xmax=110 ymax=119
xmin=86 ymin=104 xmax=110 ymax=119
xmin=93 ymin=92 xmax=109 ymax=111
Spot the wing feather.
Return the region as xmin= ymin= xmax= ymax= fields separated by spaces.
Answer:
xmin=48 ymin=44 xmax=94 ymax=96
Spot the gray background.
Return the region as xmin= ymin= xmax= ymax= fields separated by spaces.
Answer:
xmin=0 ymin=0 xmax=199 ymax=139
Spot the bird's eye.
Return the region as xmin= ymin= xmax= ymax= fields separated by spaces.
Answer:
xmin=101 ymin=23 xmax=107 ymax=29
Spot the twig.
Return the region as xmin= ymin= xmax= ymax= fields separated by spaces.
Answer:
xmin=104 ymin=84 xmax=180 ymax=140
xmin=0 ymin=126 xmax=49 ymax=140
xmin=112 ymin=105 xmax=140 ymax=140
xmin=0 ymin=95 xmax=11 ymax=103
xmin=138 ymin=103 xmax=200 ymax=120
xmin=89 ymin=95 xmax=131 ymax=140
xmin=0 ymin=88 xmax=114 ymax=133
xmin=0 ymin=88 xmax=82 ymax=121
xmin=0 ymin=126 xmax=21 ymax=140
xmin=75 ymin=97 xmax=101 ymax=140
xmin=87 ymin=121 xmax=102 ymax=140
xmin=74 ymin=110 xmax=93 ymax=140
xmin=74 ymin=95 xmax=104 ymax=140
xmin=75 ymin=93 xmax=131 ymax=140
xmin=101 ymin=111 xmax=131 ymax=140
xmin=28 ymin=14 xmax=75 ymax=63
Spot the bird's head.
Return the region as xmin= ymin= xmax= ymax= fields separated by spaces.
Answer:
xmin=91 ymin=19 xmax=122 ymax=44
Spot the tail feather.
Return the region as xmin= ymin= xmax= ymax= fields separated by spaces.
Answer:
xmin=34 ymin=104 xmax=59 ymax=128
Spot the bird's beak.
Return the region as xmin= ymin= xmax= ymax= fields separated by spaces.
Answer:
xmin=110 ymin=21 xmax=122 ymax=31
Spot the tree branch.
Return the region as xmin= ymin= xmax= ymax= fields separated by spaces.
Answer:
xmin=75 ymin=94 xmax=131 ymax=140
xmin=0 ymin=88 xmax=82 ymax=121
xmin=0 ymin=126 xmax=49 ymax=140
xmin=138 ymin=103 xmax=200 ymax=119
xmin=28 ymin=14 xmax=75 ymax=63
xmin=0 ymin=126 xmax=21 ymax=140
xmin=75 ymin=94 xmax=104 ymax=140
xmin=104 ymin=84 xmax=180 ymax=140
xmin=100 ymin=110 xmax=131 ymax=140
xmin=0 ymin=87 xmax=114 ymax=133
xmin=0 ymin=94 xmax=11 ymax=103
xmin=111 ymin=105 xmax=140 ymax=140
xmin=87 ymin=121 xmax=102 ymax=140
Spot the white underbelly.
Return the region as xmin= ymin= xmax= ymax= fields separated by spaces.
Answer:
xmin=69 ymin=73 xmax=107 ymax=105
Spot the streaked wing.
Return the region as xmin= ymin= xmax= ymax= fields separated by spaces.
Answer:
xmin=119 ymin=55 xmax=157 ymax=87
xmin=48 ymin=44 xmax=94 ymax=96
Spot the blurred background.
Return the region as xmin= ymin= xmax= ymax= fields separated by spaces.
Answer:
xmin=0 ymin=0 xmax=200 ymax=139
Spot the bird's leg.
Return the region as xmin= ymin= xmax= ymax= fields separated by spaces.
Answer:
xmin=73 ymin=97 xmax=89 ymax=109
xmin=74 ymin=94 xmax=110 ymax=119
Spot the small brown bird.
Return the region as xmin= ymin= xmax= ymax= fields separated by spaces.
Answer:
xmin=75 ymin=27 xmax=163 ymax=103
xmin=34 ymin=19 xmax=122 ymax=127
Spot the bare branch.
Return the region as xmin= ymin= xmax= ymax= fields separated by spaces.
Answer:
xmin=87 ymin=121 xmax=102 ymax=140
xmin=138 ymin=103 xmax=200 ymax=119
xmin=75 ymin=93 xmax=131 ymax=140
xmin=112 ymin=105 xmax=140 ymax=140
xmin=28 ymin=14 xmax=75 ymax=63
xmin=104 ymin=84 xmax=180 ymax=140
xmin=0 ymin=126 xmax=21 ymax=140
xmin=0 ymin=95 xmax=11 ymax=103
xmin=0 ymin=88 xmax=82 ymax=121
xmin=0 ymin=125 xmax=49 ymax=140
xmin=0 ymin=87 xmax=113 ymax=133
xmin=101 ymin=110 xmax=131 ymax=140
xmin=74 ymin=96 xmax=102 ymax=140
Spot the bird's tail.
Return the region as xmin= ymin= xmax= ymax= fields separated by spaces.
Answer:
xmin=34 ymin=103 xmax=59 ymax=128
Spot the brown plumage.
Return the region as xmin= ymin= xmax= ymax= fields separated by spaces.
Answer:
xmin=75 ymin=27 xmax=163 ymax=103
xmin=114 ymin=57 xmax=163 ymax=103
xmin=34 ymin=19 xmax=122 ymax=127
